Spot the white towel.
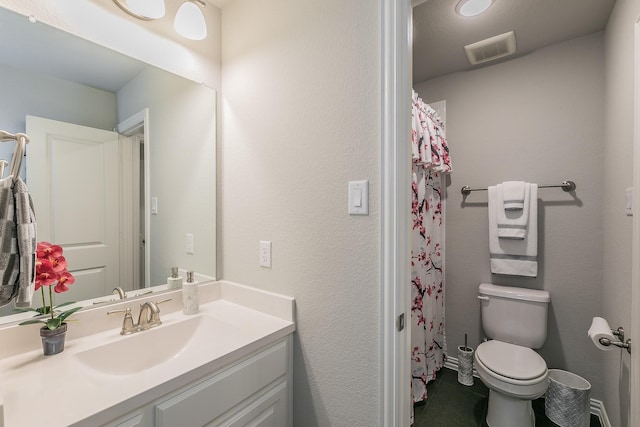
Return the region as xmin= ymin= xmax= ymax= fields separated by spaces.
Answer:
xmin=489 ymin=184 xmax=538 ymax=277
xmin=496 ymin=183 xmax=530 ymax=239
xmin=502 ymin=181 xmax=526 ymax=210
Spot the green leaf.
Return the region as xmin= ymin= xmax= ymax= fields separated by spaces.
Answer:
xmin=45 ymin=318 xmax=62 ymax=330
xmin=18 ymin=319 xmax=45 ymax=326
xmin=57 ymin=306 xmax=82 ymax=323
xmin=14 ymin=307 xmax=40 ymax=313
xmin=54 ymin=301 xmax=76 ymax=309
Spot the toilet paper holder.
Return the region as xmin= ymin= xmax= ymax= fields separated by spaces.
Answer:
xmin=599 ymin=327 xmax=631 ymax=354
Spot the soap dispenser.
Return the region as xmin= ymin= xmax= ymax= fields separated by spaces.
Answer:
xmin=182 ymin=271 xmax=199 ymax=315
xmin=167 ymin=267 xmax=183 ymax=290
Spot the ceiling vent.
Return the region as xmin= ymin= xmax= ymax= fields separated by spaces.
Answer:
xmin=464 ymin=31 xmax=516 ymax=65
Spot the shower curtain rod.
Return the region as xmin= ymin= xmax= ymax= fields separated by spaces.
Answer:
xmin=460 ymin=180 xmax=576 ymax=196
xmin=0 ymin=130 xmax=30 ymax=181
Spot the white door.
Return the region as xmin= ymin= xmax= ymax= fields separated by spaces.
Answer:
xmin=26 ymin=115 xmax=120 ymax=304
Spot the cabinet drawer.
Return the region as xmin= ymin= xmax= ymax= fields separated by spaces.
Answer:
xmin=210 ymin=381 xmax=287 ymax=427
xmin=155 ymin=340 xmax=288 ymax=427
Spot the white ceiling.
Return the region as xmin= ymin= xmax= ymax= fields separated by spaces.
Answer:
xmin=413 ymin=0 xmax=617 ymax=83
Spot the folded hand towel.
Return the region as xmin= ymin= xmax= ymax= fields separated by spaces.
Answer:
xmin=489 ymin=184 xmax=538 ymax=277
xmin=13 ymin=177 xmax=36 ymax=308
xmin=496 ymin=183 xmax=530 ymax=239
xmin=502 ymin=181 xmax=526 ymax=211
xmin=0 ymin=177 xmax=19 ymax=306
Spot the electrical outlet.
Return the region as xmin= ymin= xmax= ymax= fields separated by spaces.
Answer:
xmin=259 ymin=240 xmax=272 ymax=268
xmin=186 ymin=233 xmax=194 ymax=254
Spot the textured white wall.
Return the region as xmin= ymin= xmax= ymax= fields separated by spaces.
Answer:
xmin=415 ymin=32 xmax=606 ymax=398
xmin=220 ymin=0 xmax=381 ymax=424
xmin=602 ymin=0 xmax=640 ymax=425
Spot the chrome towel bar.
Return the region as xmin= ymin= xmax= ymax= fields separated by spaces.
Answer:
xmin=461 ymin=180 xmax=576 ymax=196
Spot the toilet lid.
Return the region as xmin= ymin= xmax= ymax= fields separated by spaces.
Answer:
xmin=476 ymin=341 xmax=547 ymax=380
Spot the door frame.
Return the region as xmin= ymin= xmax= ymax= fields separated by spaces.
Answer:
xmin=631 ymin=16 xmax=640 ymax=427
xmin=380 ymin=0 xmax=412 ymax=425
xmin=116 ymin=109 xmax=151 ymax=289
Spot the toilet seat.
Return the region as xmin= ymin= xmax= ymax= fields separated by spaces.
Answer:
xmin=476 ymin=340 xmax=547 ymax=382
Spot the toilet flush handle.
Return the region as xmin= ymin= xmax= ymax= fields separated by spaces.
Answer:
xmin=477 ymin=296 xmax=490 ymax=301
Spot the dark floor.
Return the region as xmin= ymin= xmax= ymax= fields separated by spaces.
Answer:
xmin=413 ymin=368 xmax=601 ymax=427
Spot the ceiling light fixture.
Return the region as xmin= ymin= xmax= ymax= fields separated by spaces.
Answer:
xmin=456 ymin=0 xmax=493 ymax=17
xmin=112 ymin=0 xmax=207 ymax=41
xmin=174 ymin=0 xmax=208 ymax=41
xmin=113 ymin=0 xmax=166 ymax=21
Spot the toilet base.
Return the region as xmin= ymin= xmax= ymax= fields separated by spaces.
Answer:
xmin=485 ymin=390 xmax=535 ymax=427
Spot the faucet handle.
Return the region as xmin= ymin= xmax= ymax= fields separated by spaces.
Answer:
xmin=107 ymin=307 xmax=137 ymax=335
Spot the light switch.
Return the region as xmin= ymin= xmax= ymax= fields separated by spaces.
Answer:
xmin=349 ymin=180 xmax=368 ymax=215
xmin=151 ymin=197 xmax=158 ymax=215
xmin=354 ymin=188 xmax=362 ymax=207
xmin=626 ymin=187 xmax=633 ymax=216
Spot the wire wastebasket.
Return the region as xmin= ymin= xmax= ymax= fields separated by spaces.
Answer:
xmin=544 ymin=369 xmax=591 ymax=427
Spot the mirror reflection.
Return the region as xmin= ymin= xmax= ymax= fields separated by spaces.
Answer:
xmin=0 ymin=7 xmax=216 ymax=318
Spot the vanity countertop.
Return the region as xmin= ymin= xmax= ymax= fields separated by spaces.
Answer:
xmin=0 ymin=281 xmax=295 ymax=427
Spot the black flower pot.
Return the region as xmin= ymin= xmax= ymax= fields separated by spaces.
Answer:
xmin=39 ymin=322 xmax=67 ymax=356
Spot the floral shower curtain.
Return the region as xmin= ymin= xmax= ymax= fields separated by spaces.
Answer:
xmin=410 ymin=91 xmax=451 ymax=404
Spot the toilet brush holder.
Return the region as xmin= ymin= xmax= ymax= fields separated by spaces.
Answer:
xmin=457 ymin=346 xmax=474 ymax=386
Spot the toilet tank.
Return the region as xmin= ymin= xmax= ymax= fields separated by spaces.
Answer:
xmin=478 ymin=283 xmax=550 ymax=349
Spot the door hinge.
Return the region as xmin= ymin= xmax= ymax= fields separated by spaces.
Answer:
xmin=397 ymin=313 xmax=405 ymax=332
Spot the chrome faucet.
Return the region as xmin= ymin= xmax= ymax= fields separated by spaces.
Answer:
xmin=112 ymin=287 xmax=127 ymax=299
xmin=138 ymin=301 xmax=162 ymax=330
xmin=108 ymin=298 xmax=171 ymax=335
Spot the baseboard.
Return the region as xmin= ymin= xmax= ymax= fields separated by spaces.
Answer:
xmin=590 ymin=399 xmax=611 ymax=427
xmin=445 ymin=355 xmax=611 ymax=427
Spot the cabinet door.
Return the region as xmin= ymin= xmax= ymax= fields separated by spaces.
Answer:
xmin=210 ymin=382 xmax=287 ymax=427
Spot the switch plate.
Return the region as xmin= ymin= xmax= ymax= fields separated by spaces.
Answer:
xmin=151 ymin=197 xmax=158 ymax=215
xmin=259 ymin=240 xmax=272 ymax=268
xmin=348 ymin=180 xmax=369 ymax=215
xmin=186 ymin=233 xmax=194 ymax=254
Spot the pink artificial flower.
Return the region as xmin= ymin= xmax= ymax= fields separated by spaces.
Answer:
xmin=49 ymin=255 xmax=68 ymax=273
xmin=54 ymin=271 xmax=75 ymax=293
xmin=35 ymin=258 xmax=58 ymax=291
xmin=36 ymin=242 xmax=63 ymax=261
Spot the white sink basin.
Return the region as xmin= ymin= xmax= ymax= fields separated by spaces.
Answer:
xmin=75 ymin=315 xmax=226 ymax=375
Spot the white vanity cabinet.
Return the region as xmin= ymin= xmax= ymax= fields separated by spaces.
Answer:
xmin=0 ymin=281 xmax=295 ymax=427
xmin=105 ymin=337 xmax=292 ymax=427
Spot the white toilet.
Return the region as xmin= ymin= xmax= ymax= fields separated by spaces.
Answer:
xmin=475 ymin=283 xmax=551 ymax=427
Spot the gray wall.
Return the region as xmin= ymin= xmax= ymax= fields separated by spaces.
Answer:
xmin=602 ymin=0 xmax=640 ymax=425
xmin=415 ymin=32 xmax=606 ymax=398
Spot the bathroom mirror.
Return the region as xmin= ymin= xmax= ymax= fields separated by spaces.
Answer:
xmin=0 ymin=7 xmax=216 ymax=320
